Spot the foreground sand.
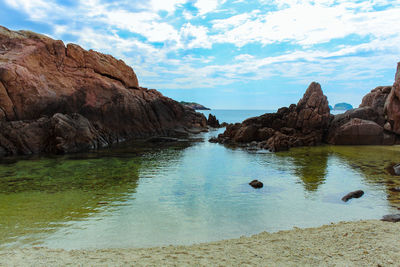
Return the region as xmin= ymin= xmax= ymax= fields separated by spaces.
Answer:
xmin=1 ymin=220 xmax=399 ymax=266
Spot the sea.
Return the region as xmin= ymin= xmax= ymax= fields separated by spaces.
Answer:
xmin=0 ymin=109 xmax=398 ymax=250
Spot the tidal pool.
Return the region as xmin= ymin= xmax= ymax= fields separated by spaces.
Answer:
xmin=0 ymin=129 xmax=399 ymax=250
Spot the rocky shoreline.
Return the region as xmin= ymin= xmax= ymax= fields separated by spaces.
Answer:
xmin=211 ymin=64 xmax=400 ymax=151
xmin=0 ymin=26 xmax=208 ymax=156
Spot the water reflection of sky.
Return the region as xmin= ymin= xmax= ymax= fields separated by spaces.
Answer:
xmin=0 ymin=129 xmax=399 ymax=250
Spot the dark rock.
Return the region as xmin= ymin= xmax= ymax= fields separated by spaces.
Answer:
xmin=0 ymin=26 xmax=207 ymax=156
xmin=249 ymin=180 xmax=263 ymax=188
xmin=389 ymin=187 xmax=400 ymax=192
xmin=220 ymin=122 xmax=229 ymax=127
xmin=341 ymin=190 xmax=364 ymax=202
xmin=209 ymin=137 xmax=218 ymax=143
xmin=207 ymin=114 xmax=220 ymax=128
xmin=381 ymin=214 xmax=400 ymax=222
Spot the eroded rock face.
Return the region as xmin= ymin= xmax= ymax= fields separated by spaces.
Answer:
xmin=385 ymin=63 xmax=400 ymax=134
xmin=0 ymin=26 xmax=206 ymax=156
xmin=214 ymin=82 xmax=331 ymax=151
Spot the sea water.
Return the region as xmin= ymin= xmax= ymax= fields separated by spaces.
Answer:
xmin=0 ymin=110 xmax=399 ymax=250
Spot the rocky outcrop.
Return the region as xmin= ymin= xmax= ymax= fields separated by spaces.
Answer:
xmin=207 ymin=114 xmax=220 ymax=128
xmin=213 ymin=64 xmax=400 ymax=151
xmin=327 ymin=82 xmax=398 ymax=145
xmin=214 ymin=82 xmax=331 ymax=151
xmin=385 ymin=63 xmax=400 ymax=134
xmin=0 ymin=26 xmax=207 ymax=156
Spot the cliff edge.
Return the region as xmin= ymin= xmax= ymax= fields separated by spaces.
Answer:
xmin=0 ymin=26 xmax=207 ymax=156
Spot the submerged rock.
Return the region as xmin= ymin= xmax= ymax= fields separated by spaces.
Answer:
xmin=249 ymin=180 xmax=263 ymax=189
xmin=341 ymin=190 xmax=364 ymax=202
xmin=386 ymin=163 xmax=400 ymax=176
xmin=381 ymin=214 xmax=400 ymax=222
xmin=0 ymin=26 xmax=207 ymax=156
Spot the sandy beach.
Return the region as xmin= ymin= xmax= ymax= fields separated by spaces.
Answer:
xmin=1 ymin=220 xmax=399 ymax=266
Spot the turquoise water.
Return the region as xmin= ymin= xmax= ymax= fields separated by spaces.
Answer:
xmin=0 ymin=110 xmax=399 ymax=250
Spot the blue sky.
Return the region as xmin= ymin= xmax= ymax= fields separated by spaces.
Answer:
xmin=1 ymin=0 xmax=399 ymax=109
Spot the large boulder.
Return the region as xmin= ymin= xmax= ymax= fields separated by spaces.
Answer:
xmin=0 ymin=26 xmax=206 ymax=156
xmin=328 ymin=118 xmax=385 ymax=145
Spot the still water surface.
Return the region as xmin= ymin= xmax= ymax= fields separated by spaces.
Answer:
xmin=0 ymin=110 xmax=399 ymax=250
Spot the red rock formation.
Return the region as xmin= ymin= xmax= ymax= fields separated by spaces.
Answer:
xmin=214 ymin=82 xmax=331 ymax=151
xmin=0 ymin=26 xmax=206 ymax=156
xmin=385 ymin=63 xmax=400 ymax=134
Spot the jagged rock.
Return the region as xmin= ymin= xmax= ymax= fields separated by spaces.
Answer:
xmin=341 ymin=190 xmax=364 ymax=202
xmin=0 ymin=26 xmax=206 ymax=156
xmin=213 ymin=82 xmax=331 ymax=151
xmin=360 ymin=86 xmax=392 ymax=125
xmin=249 ymin=180 xmax=263 ymax=188
xmin=207 ymin=114 xmax=220 ymax=128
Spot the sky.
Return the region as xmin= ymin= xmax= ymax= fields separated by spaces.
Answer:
xmin=1 ymin=0 xmax=399 ymax=109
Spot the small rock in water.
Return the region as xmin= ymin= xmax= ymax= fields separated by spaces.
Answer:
xmin=386 ymin=163 xmax=400 ymax=176
xmin=393 ymin=163 xmax=400 ymax=175
xmin=249 ymin=180 xmax=263 ymax=189
xmin=381 ymin=214 xmax=400 ymax=222
xmin=209 ymin=137 xmax=218 ymax=143
xmin=389 ymin=187 xmax=400 ymax=192
xmin=341 ymin=190 xmax=364 ymax=202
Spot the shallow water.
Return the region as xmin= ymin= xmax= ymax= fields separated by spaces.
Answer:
xmin=0 ymin=111 xmax=399 ymax=250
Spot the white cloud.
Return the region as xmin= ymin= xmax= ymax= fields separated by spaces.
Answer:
xmin=194 ymin=0 xmax=227 ymax=15
xmin=211 ymin=1 xmax=400 ymax=47
xmin=180 ymin=23 xmax=212 ymax=49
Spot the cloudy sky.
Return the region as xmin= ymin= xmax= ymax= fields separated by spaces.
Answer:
xmin=1 ymin=0 xmax=399 ymax=109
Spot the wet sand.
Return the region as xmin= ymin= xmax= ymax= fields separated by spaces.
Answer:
xmin=0 ymin=220 xmax=399 ymax=266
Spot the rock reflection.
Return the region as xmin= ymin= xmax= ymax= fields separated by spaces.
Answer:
xmin=326 ymin=146 xmax=400 ymax=209
xmin=276 ymin=147 xmax=329 ymax=192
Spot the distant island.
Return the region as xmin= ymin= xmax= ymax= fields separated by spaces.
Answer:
xmin=330 ymin=102 xmax=353 ymax=111
xmin=180 ymin=101 xmax=210 ymax=110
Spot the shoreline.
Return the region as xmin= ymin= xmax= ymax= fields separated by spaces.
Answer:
xmin=1 ymin=220 xmax=399 ymax=266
